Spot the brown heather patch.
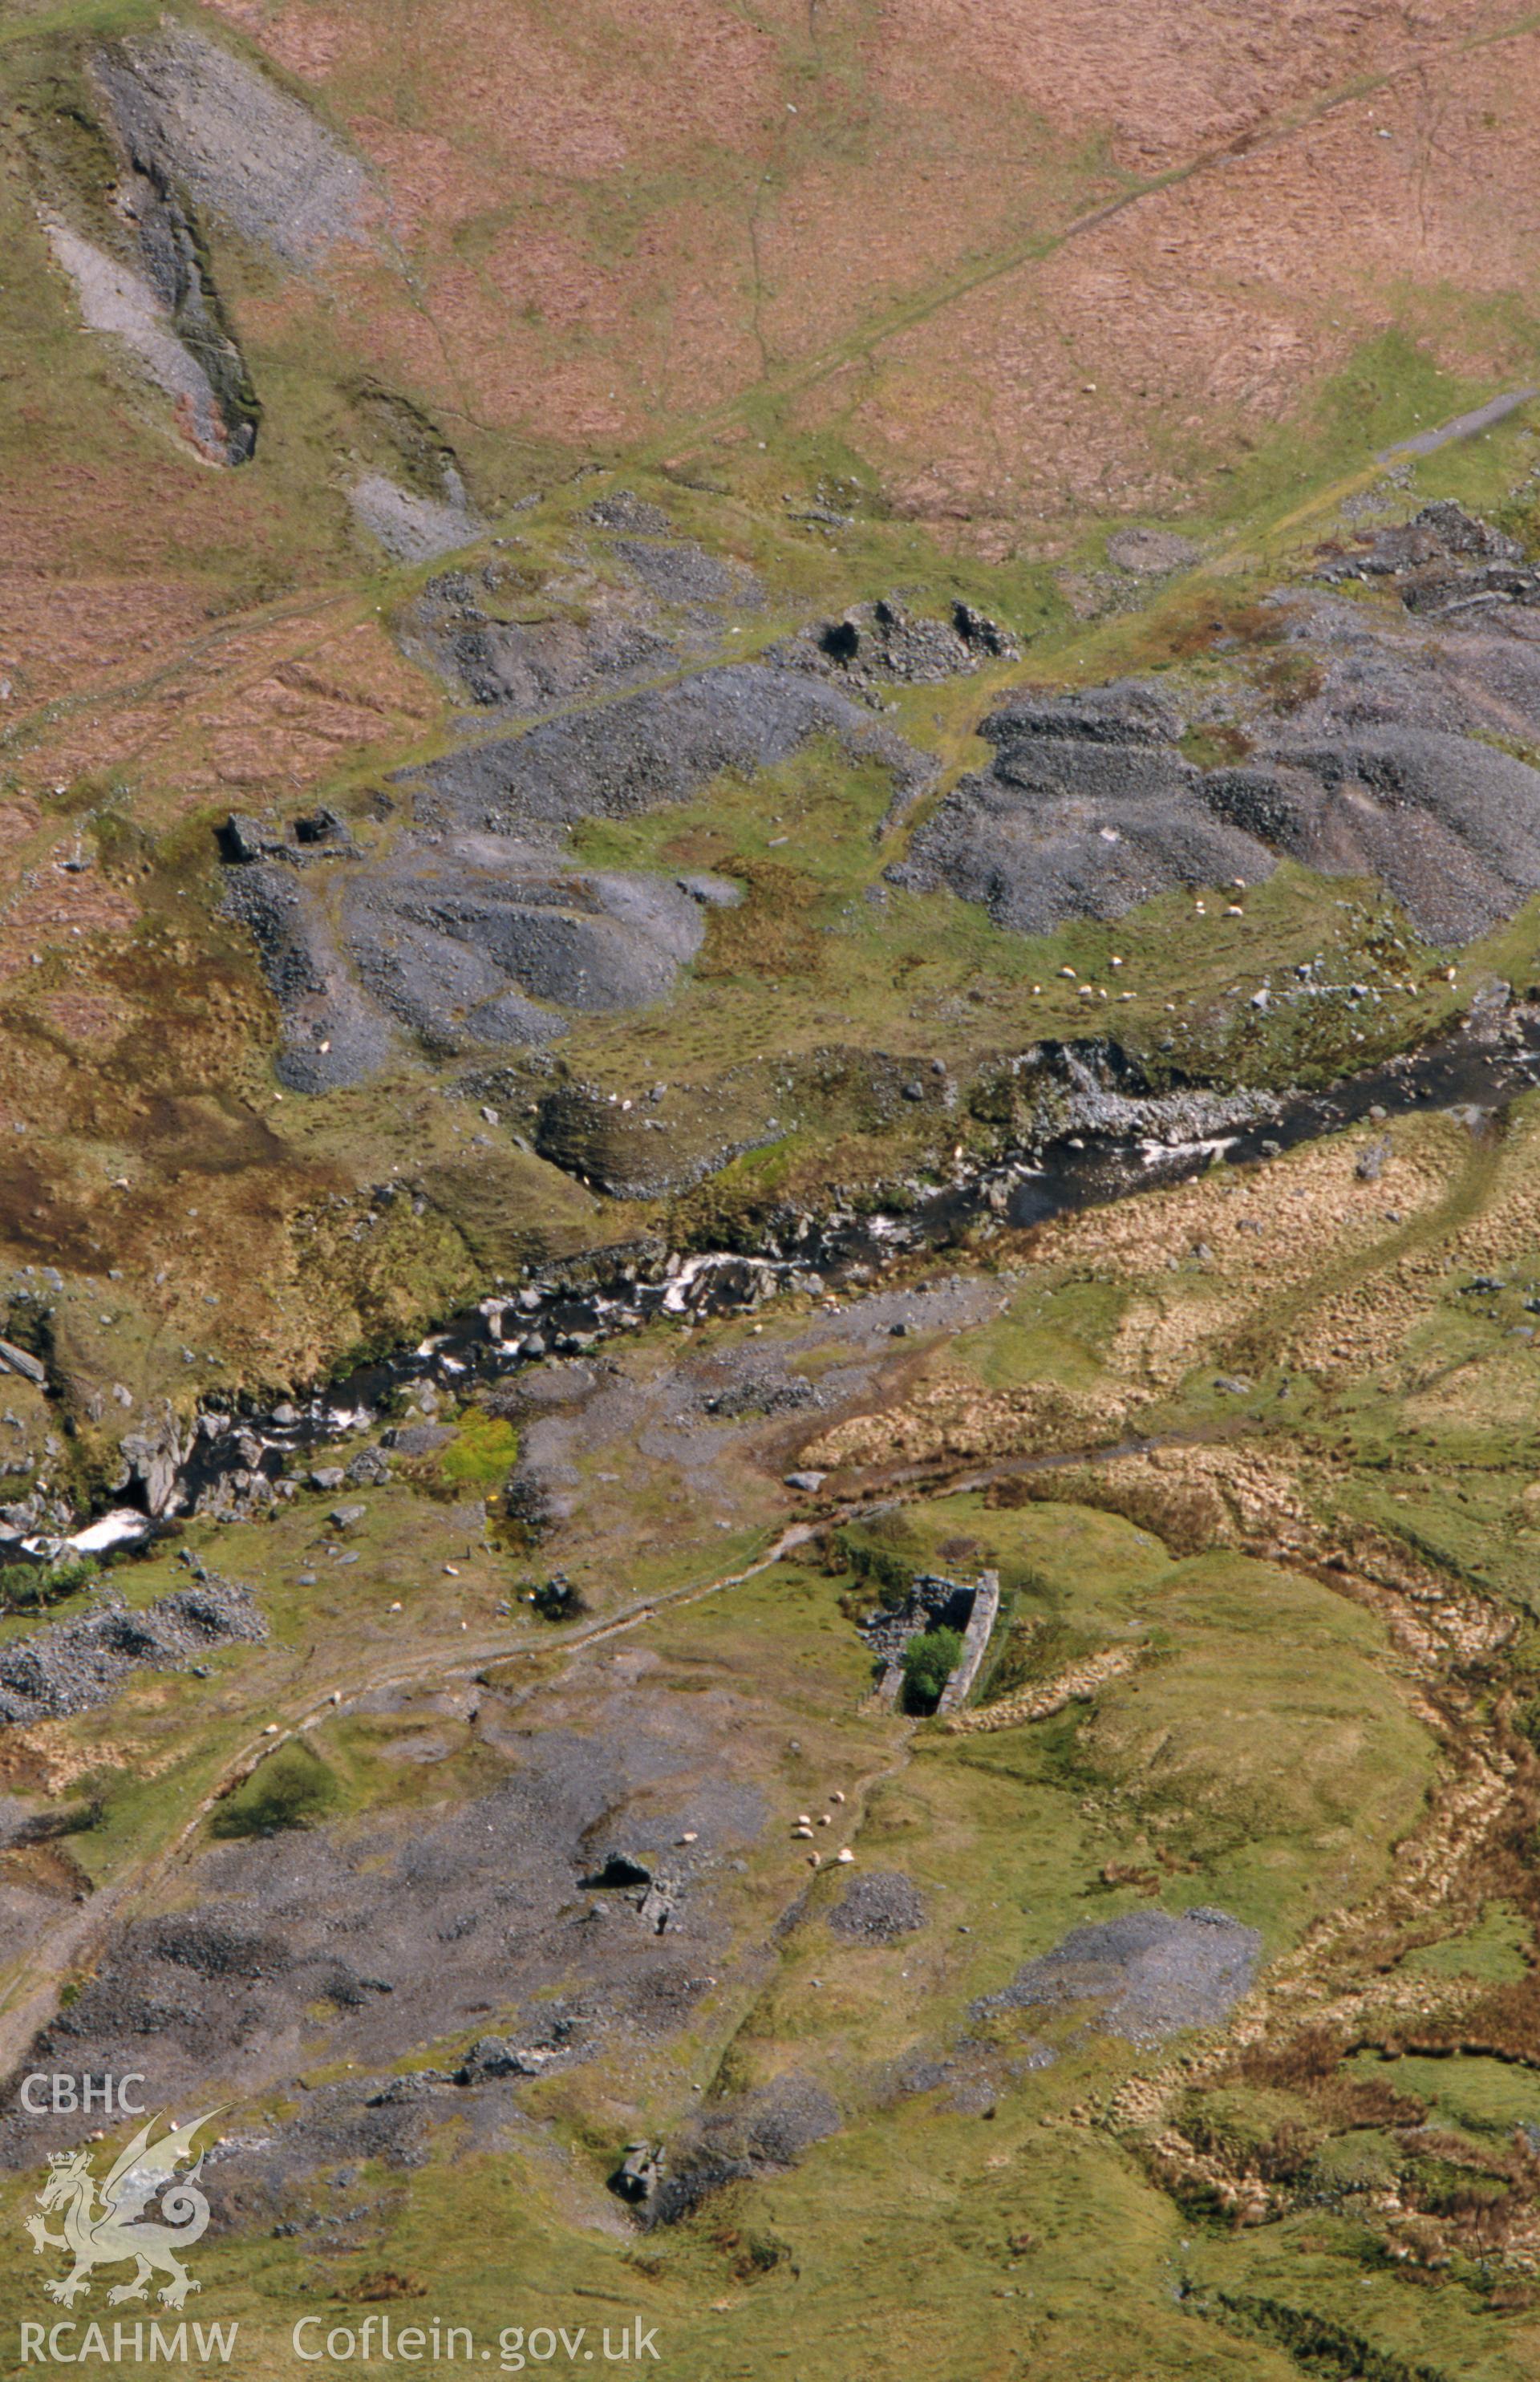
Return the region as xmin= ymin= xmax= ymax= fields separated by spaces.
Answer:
xmin=0 ymin=570 xmax=217 ymax=718
xmin=0 ymin=1724 xmax=152 ymax=1796
xmin=15 ymin=610 xmax=437 ymax=816
xmin=823 ymin=38 xmax=1540 ymax=535
xmin=1100 ymin=1286 xmax=1253 ymax=1396
xmin=1281 ymin=1258 xmax=1449 ymax=1382
xmin=201 ymin=0 xmax=1540 ymax=532
xmin=1034 ymin=1128 xmax=1453 ymax=1288
xmin=993 ymin=1440 xmax=1316 ymax=1560
xmin=354 ymin=119 xmax=508 ymax=239
xmin=872 ymin=0 xmax=1508 ymax=176
xmin=0 ymin=803 xmax=42 ymax=853
xmin=1018 ymin=1130 xmax=1459 ymax=1394
xmin=0 ymin=867 xmax=138 ymax=986
xmin=410 ymin=0 xmax=777 ymax=175
xmin=1283 ymin=1112 xmax=1540 ymax=1382
xmin=203 ymin=0 xmax=359 ymax=81
xmin=1437 ymin=1110 xmax=1540 ymax=1282
xmin=803 ymin=1370 xmax=1127 ymax=1473
xmin=695 ymin=857 xmax=824 ymax=982
xmin=0 ymin=1840 xmax=94 ymax=1903
xmin=36 ymin=990 xmax=135 ymax=1047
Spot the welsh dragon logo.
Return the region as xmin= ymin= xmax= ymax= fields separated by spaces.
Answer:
xmin=26 ymin=2110 xmax=219 ymax=2311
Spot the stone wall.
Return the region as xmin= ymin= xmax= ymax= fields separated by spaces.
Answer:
xmin=936 ymin=1569 xmax=1000 ymax=1715
xmin=861 ymin=1570 xmax=999 ymax=1711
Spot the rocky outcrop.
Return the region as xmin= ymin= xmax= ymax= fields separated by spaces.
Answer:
xmin=118 ymin=1404 xmax=196 ymax=1516
xmin=774 ymin=595 xmax=1019 ymax=692
xmin=43 ymin=17 xmax=376 ymax=466
xmin=89 ymin=25 xmax=374 ymax=267
xmin=646 ymin=2077 xmax=840 ymax=2225
xmin=0 ymin=1340 xmax=47 ymax=1389
xmin=969 ymin=1039 xmax=1283 ymax=1151
xmin=43 ymin=212 xmax=256 ymax=466
xmin=531 ymin=1070 xmax=786 ymax=1197
xmin=1315 ymin=499 xmax=1526 ymax=596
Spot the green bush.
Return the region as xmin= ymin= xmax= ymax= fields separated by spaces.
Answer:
xmin=0 ymin=1559 xmax=96 ymax=1615
xmin=212 ymin=1741 xmax=340 ymax=1839
xmin=902 ymin=1625 xmax=963 ymax=1712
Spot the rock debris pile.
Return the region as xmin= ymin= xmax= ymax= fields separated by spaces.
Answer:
xmin=0 ymin=1574 xmax=265 ymax=1726
xmin=972 ymin=1908 xmax=1261 ymax=2046
xmin=892 ymin=673 xmax=1540 ymax=947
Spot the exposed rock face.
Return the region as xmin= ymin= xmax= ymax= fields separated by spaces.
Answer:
xmin=42 ymin=214 xmax=255 ymax=466
xmin=119 ymin=1404 xmax=196 ymax=1516
xmin=89 ymin=26 xmax=374 ymax=266
xmin=1311 ymin=496 xmax=1540 ymax=628
xmin=1317 ymin=499 xmax=1526 ymax=589
xmin=0 ymin=1340 xmax=47 ymax=1388
xmin=43 ymin=20 xmax=374 ymax=460
xmin=41 ymin=45 xmax=264 ymax=469
xmin=34 ymin=14 xmax=402 ymax=471
xmin=456 ymin=2037 xmax=560 ymax=2083
xmin=974 ymin=1039 xmax=1283 ymax=1152
xmin=648 ymin=2077 xmax=841 ymax=2225
xmin=529 ymin=1073 xmax=786 ymax=1197
xmin=893 ymin=677 xmax=1540 ymax=946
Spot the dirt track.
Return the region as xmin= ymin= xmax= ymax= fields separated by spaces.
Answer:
xmin=0 ymin=1402 xmax=1226 ymax=2080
